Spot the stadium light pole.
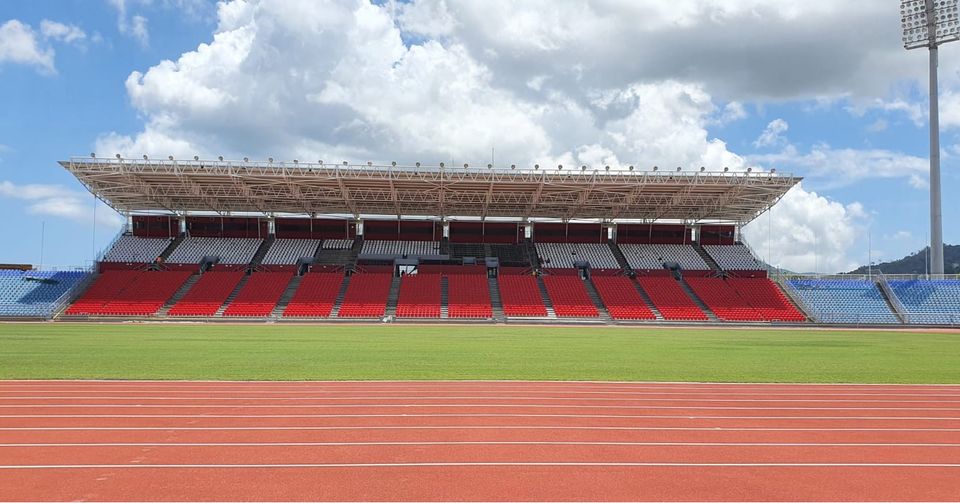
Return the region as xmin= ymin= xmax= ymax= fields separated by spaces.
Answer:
xmin=901 ymin=0 xmax=959 ymax=275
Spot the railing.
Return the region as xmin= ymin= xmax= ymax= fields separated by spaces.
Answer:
xmin=48 ymin=271 xmax=96 ymax=320
xmin=95 ymin=228 xmax=128 ymax=264
xmin=900 ymin=312 xmax=960 ymax=326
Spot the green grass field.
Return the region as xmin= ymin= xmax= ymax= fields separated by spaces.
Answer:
xmin=1 ymin=323 xmax=958 ymax=383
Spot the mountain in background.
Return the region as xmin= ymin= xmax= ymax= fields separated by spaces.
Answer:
xmin=849 ymin=244 xmax=960 ymax=275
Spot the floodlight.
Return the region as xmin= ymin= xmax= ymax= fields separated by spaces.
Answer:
xmin=318 ymin=160 xmax=323 ymax=165
xmin=510 ymin=164 xmax=516 ymax=169
xmin=392 ymin=161 xmax=397 ymax=166
xmin=440 ymin=162 xmax=445 ymax=168
xmin=652 ymin=166 xmax=658 ymax=171
xmin=628 ymin=165 xmax=634 ymax=171
xmin=293 ymin=159 xmax=298 ymax=164
xmin=605 ymin=165 xmax=610 ymax=171
xmin=367 ymin=161 xmax=372 ymax=166
xmin=143 ymin=155 xmax=148 ymax=160
xmin=557 ymin=164 xmax=562 ymax=170
xmin=115 ymin=153 xmax=121 ymax=160
xmin=218 ymin=156 xmax=223 ymax=161
xmin=770 ymin=168 xmax=777 ymax=174
xmin=676 ymin=166 xmax=682 ymax=172
xmin=268 ymin=157 xmax=274 ymax=163
xmin=342 ymin=161 xmax=348 ymax=166
xmin=90 ymin=153 xmax=96 ymax=158
xmin=747 ymin=167 xmax=753 ymax=173
xmin=415 ymin=162 xmax=421 ymax=167
xmin=244 ymin=157 xmax=249 ymax=162
xmin=168 ymin=155 xmax=174 ymax=161
xmin=700 ymin=166 xmax=705 ymax=172
xmin=194 ymin=155 xmax=199 ymax=161
xmin=724 ymin=167 xmax=729 ymax=172
xmin=534 ymin=164 xmax=539 ymax=170
xmin=581 ymin=165 xmax=586 ymax=171
xmin=901 ymin=0 xmax=958 ymax=274
xmin=487 ymin=163 xmax=492 ymax=169
xmin=464 ymin=163 xmax=469 ymax=168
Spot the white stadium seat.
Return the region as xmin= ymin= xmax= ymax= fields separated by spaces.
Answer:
xmin=534 ymin=243 xmax=619 ymax=269
xmin=262 ymin=239 xmax=321 ymax=265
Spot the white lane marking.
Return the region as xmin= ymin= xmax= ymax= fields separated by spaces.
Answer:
xmin=4 ymin=426 xmax=960 ymax=432
xmin=3 ymin=404 xmax=959 ymax=411
xmin=3 ymin=441 xmax=960 ymax=447
xmin=4 ymin=395 xmax=960 ymax=403
xmin=2 ymin=413 xmax=959 ymax=419
xmin=2 ymin=379 xmax=959 ymax=386
xmin=2 ymin=462 xmax=960 ymax=469
xmin=3 ymin=390 xmax=960 ymax=397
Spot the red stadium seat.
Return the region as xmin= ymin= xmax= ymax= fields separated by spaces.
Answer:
xmin=223 ymin=272 xmax=293 ymax=317
xmin=447 ymin=273 xmax=492 ymax=318
xmin=725 ymin=277 xmax=806 ymax=322
xmin=282 ymin=273 xmax=344 ymax=317
xmin=395 ymin=274 xmax=441 ymax=318
xmin=635 ymin=277 xmax=708 ymax=321
xmin=338 ymin=273 xmax=392 ymax=318
xmin=498 ymin=275 xmax=547 ymax=317
xmin=592 ymin=275 xmax=656 ymax=320
xmin=542 ymin=274 xmax=598 ymax=317
xmin=168 ymin=271 xmax=244 ymax=316
xmin=67 ymin=270 xmax=192 ymax=316
xmin=685 ymin=277 xmax=763 ymax=321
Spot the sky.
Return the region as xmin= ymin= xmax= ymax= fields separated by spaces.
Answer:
xmin=0 ymin=0 xmax=958 ymax=273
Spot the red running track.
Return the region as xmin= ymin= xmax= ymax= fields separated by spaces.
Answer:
xmin=0 ymin=381 xmax=959 ymax=501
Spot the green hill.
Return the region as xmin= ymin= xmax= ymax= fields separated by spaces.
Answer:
xmin=849 ymin=244 xmax=960 ymax=275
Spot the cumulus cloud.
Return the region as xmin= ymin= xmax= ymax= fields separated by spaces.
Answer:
xmin=0 ymin=20 xmax=55 ymax=72
xmin=0 ymin=181 xmax=123 ymax=227
xmin=742 ymin=184 xmax=866 ymax=273
xmin=95 ymin=0 xmax=930 ymax=272
xmin=753 ymin=119 xmax=789 ymax=148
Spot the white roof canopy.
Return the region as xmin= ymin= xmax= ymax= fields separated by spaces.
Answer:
xmin=60 ymin=158 xmax=801 ymax=224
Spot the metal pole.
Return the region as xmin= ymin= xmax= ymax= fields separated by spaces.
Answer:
xmin=39 ymin=221 xmax=45 ymax=270
xmin=927 ymin=0 xmax=945 ymax=275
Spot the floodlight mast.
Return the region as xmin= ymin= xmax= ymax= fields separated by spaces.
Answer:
xmin=902 ymin=0 xmax=959 ymax=275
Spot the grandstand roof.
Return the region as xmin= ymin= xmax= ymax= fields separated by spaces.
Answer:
xmin=60 ymin=158 xmax=801 ymax=223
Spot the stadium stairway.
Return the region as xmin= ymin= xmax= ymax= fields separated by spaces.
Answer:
xmin=487 ymin=277 xmax=507 ymax=322
xmin=440 ymin=276 xmax=449 ymax=319
xmin=270 ymin=275 xmax=303 ymax=317
xmin=876 ymin=278 xmax=908 ymax=323
xmin=525 ymin=239 xmax=541 ymax=269
xmin=214 ymin=274 xmax=251 ymax=317
xmin=608 ymin=242 xmax=633 ymax=272
xmin=249 ymin=236 xmax=276 ymax=268
xmin=329 ymin=275 xmax=352 ymax=318
xmin=582 ymin=275 xmax=613 ymax=322
xmin=692 ymin=242 xmax=723 ymax=273
xmin=678 ymin=277 xmax=720 ymax=321
xmin=630 ymin=278 xmax=665 ymax=320
xmin=158 ymin=235 xmax=185 ymax=262
xmin=534 ymin=275 xmax=558 ymax=318
xmin=156 ymin=274 xmax=200 ymax=316
xmin=384 ymin=275 xmax=401 ymax=317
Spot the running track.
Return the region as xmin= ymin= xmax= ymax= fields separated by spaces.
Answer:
xmin=1 ymin=381 xmax=959 ymax=501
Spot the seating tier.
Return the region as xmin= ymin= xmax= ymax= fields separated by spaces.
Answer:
xmin=498 ymin=275 xmax=547 ymax=317
xmin=168 ymin=271 xmax=244 ymax=316
xmin=338 ymin=273 xmax=393 ymax=318
xmin=685 ymin=277 xmax=764 ymax=321
xmin=592 ymin=276 xmax=655 ymax=320
xmin=635 ymin=277 xmax=707 ymax=321
xmin=542 ymin=274 xmax=598 ymax=317
xmin=282 ymin=273 xmax=344 ymax=318
xmin=447 ymin=274 xmax=492 ymax=318
xmin=223 ymin=272 xmax=293 ymax=317
xmin=396 ymin=274 xmax=441 ymax=318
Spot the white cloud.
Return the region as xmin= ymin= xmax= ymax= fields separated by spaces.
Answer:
xmin=108 ymin=0 xmax=150 ymax=46
xmin=0 ymin=181 xmax=123 ymax=227
xmin=39 ymin=20 xmax=87 ymax=44
xmin=742 ymin=184 xmax=865 ymax=273
xmin=0 ymin=20 xmax=55 ymax=72
xmin=749 ymin=143 xmax=929 ymax=189
xmin=753 ymin=118 xmax=789 ymax=148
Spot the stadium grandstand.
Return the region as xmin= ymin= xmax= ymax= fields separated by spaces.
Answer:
xmin=2 ymin=156 xmax=957 ymax=326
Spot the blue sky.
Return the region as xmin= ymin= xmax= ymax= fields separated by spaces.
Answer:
xmin=0 ymin=0 xmax=957 ymax=272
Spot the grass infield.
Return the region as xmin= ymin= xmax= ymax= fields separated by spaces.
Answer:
xmin=0 ymin=323 xmax=958 ymax=383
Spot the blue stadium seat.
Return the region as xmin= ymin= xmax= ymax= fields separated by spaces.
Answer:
xmin=0 ymin=270 xmax=89 ymax=318
xmin=785 ymin=279 xmax=899 ymax=324
xmin=887 ymin=279 xmax=960 ymax=325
